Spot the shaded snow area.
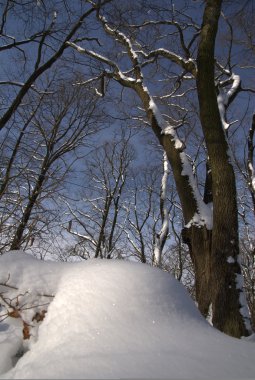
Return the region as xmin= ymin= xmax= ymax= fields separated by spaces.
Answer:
xmin=0 ymin=253 xmax=255 ymax=379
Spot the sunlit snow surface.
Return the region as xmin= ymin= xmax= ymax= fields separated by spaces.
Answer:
xmin=0 ymin=252 xmax=255 ymax=379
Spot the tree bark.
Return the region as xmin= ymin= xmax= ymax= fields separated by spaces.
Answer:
xmin=136 ymin=85 xmax=213 ymax=316
xmin=68 ymin=10 xmax=252 ymax=335
xmin=196 ymin=0 xmax=251 ymax=337
xmin=182 ymin=225 xmax=212 ymax=318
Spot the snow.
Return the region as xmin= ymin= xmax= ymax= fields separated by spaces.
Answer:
xmin=148 ymin=94 xmax=212 ymax=230
xmin=226 ymin=74 xmax=241 ymax=100
xmin=217 ymin=92 xmax=230 ymax=130
xmin=225 ymin=255 xmax=252 ymax=333
xmin=180 ymin=152 xmax=213 ymax=229
xmin=149 ymin=98 xmax=167 ymax=129
xmin=0 ymin=252 xmax=255 ymax=379
xmin=248 ymin=162 xmax=255 ymax=192
xmin=217 ymin=73 xmax=241 ymax=131
xmin=148 ymin=99 xmax=185 ymax=151
xmin=227 ymin=256 xmax=235 ymax=264
xmin=153 ymin=152 xmax=169 ymax=267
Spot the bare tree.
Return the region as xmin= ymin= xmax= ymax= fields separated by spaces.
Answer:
xmin=0 ymin=0 xmax=111 ymax=132
xmin=66 ymin=0 xmax=252 ymax=336
xmin=0 ymin=75 xmax=102 ymax=252
xmin=122 ymin=156 xmax=173 ymax=266
xmin=64 ymin=131 xmax=135 ymax=260
xmin=124 ymin=167 xmax=157 ymax=264
xmin=1 ymin=0 xmax=254 ymax=338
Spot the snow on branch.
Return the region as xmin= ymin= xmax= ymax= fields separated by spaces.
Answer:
xmin=129 ymin=18 xmax=200 ymax=58
xmin=146 ymin=89 xmax=212 ymax=229
xmin=96 ymin=13 xmax=196 ymax=81
xmin=138 ymin=49 xmax=197 ymax=77
xmin=67 ymin=12 xmax=210 ymax=232
xmin=97 ymin=14 xmax=143 ymax=81
xmin=217 ymin=73 xmax=241 ymax=131
xmin=148 ymin=97 xmax=184 ymax=151
xmin=66 ymin=41 xmax=137 ymax=88
xmin=247 ymin=114 xmax=255 ymax=195
xmin=181 ymin=152 xmax=213 ymax=230
xmin=66 ymin=41 xmax=118 ymax=69
xmin=153 ymin=152 xmax=170 ymax=268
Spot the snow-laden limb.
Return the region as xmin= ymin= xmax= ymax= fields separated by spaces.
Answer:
xmin=226 ymin=74 xmax=241 ymax=100
xmin=65 ymin=229 xmax=97 ymax=246
xmin=138 ymin=49 xmax=197 ymax=77
xmin=137 ymin=75 xmax=211 ymax=228
xmin=67 ymin=13 xmax=211 ymax=230
xmin=142 ymin=85 xmax=212 ymax=229
xmin=217 ymin=73 xmax=241 ymax=131
xmin=160 ymin=86 xmax=196 ymax=100
xmin=98 ymin=15 xmax=138 ymax=61
xmin=66 ymin=42 xmax=118 ymax=71
xmin=95 ymin=88 xmax=103 ymax=97
xmin=161 ymin=152 xmax=170 ymax=212
xmin=180 ymin=152 xmax=213 ymax=229
xmin=153 ymin=152 xmax=170 ymax=267
xmin=69 ymin=13 xmax=144 ymax=85
xmin=247 ymin=115 xmax=255 ymax=198
xmin=149 ymin=89 xmax=212 ymax=229
xmin=248 ymin=163 xmax=255 ymax=193
xmin=98 ymin=13 xmax=197 ymax=78
xmin=217 ymin=92 xmax=230 ymax=130
xmin=149 ymin=98 xmax=185 ymax=151
xmin=66 ymin=41 xmax=137 ymax=87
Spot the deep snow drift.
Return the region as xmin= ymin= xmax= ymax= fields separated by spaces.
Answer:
xmin=0 ymin=252 xmax=255 ymax=379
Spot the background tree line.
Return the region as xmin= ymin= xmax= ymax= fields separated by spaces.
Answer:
xmin=0 ymin=0 xmax=255 ymax=337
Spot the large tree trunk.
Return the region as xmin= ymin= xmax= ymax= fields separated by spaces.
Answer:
xmin=161 ymin=133 xmax=212 ymax=317
xmin=136 ymin=85 xmax=213 ymax=316
xmin=196 ymin=0 xmax=251 ymax=337
xmin=85 ymin=9 xmax=251 ymax=335
xmin=182 ymin=225 xmax=212 ymax=318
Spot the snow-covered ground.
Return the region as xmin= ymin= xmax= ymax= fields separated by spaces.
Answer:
xmin=0 ymin=252 xmax=255 ymax=379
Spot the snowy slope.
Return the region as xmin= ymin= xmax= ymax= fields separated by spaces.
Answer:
xmin=0 ymin=252 xmax=255 ymax=379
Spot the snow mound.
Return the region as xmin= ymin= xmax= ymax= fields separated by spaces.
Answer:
xmin=0 ymin=253 xmax=255 ymax=379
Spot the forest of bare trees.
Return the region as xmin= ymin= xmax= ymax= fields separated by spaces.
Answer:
xmin=0 ymin=0 xmax=255 ymax=338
